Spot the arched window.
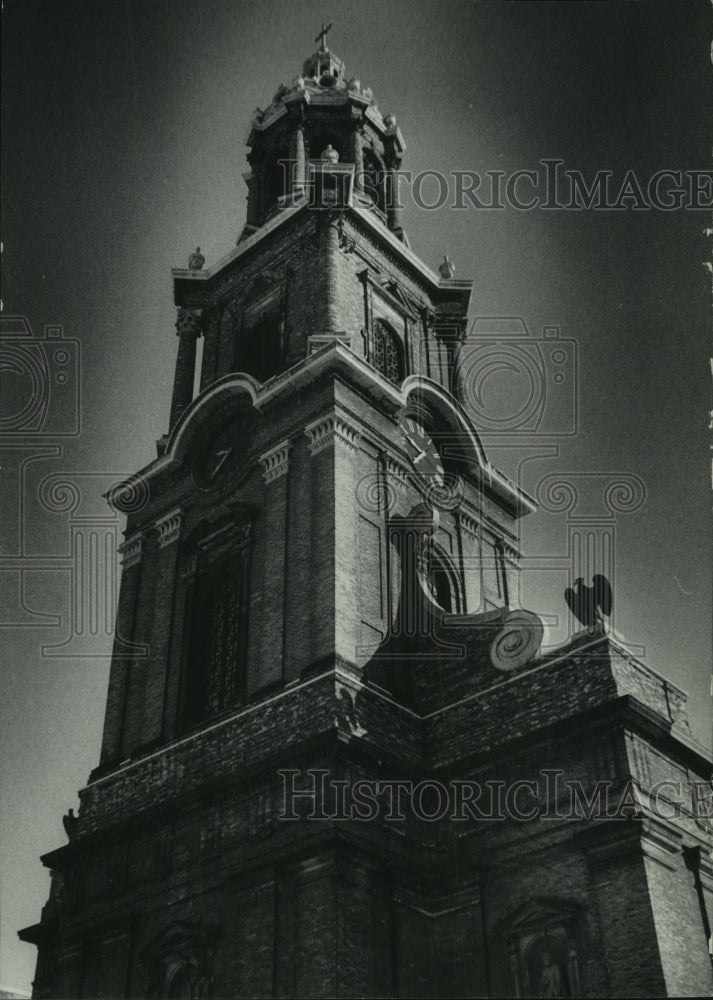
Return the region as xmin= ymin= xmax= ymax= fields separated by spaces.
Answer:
xmin=183 ymin=520 xmax=251 ymax=728
xmin=372 ymin=320 xmax=403 ymax=385
xmin=200 ymin=568 xmax=246 ymax=716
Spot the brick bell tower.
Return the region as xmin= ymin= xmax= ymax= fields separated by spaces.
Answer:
xmin=20 ymin=30 xmax=713 ymax=1000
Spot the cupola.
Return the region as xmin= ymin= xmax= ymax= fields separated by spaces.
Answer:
xmin=241 ymin=27 xmax=407 ymax=243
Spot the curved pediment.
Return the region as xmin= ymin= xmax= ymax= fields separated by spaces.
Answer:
xmin=166 ymin=372 xmax=262 ymax=467
xmin=401 ymin=374 xmax=488 ymax=475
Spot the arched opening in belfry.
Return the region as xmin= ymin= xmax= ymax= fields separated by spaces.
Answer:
xmin=362 ymin=148 xmax=386 ymax=215
xmin=237 ymin=288 xmax=283 ymax=384
xmin=262 ymin=146 xmax=290 ymax=216
xmin=308 ymin=132 xmax=344 ymax=162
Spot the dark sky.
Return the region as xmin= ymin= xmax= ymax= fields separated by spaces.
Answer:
xmin=1 ymin=0 xmax=712 ymax=990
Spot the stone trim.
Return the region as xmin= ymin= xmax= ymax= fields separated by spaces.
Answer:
xmin=305 ymin=412 xmax=361 ymax=455
xmin=501 ymin=539 xmax=521 ymax=563
xmin=155 ymin=508 xmax=185 ymax=548
xmin=459 ymin=512 xmax=480 ymax=540
xmin=383 ymin=454 xmax=411 ymax=492
xmin=118 ymin=533 xmax=144 ymax=568
xmin=259 ymin=439 xmax=292 ymax=483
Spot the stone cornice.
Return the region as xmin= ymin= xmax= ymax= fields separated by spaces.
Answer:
xmin=259 ymin=440 xmax=292 ymax=482
xmin=118 ymin=533 xmax=144 ymax=569
xmin=172 ymin=201 xmax=309 ymax=301
xmin=459 ymin=512 xmax=480 ymax=540
xmin=172 ymin=201 xmax=473 ymax=311
xmin=155 ymin=508 xmax=184 ymax=548
xmin=305 ymin=411 xmax=361 ymax=455
xmin=501 ymin=539 xmax=521 ymax=563
xmin=382 ymin=454 xmax=411 ymax=492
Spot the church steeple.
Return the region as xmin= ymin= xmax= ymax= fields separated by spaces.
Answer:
xmin=18 ymin=24 xmax=713 ymax=1000
xmin=242 ymin=28 xmax=406 ymax=241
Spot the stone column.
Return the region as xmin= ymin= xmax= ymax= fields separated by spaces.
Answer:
xmin=431 ymin=324 xmax=466 ymax=396
xmin=385 ymin=155 xmax=403 ymax=236
xmin=319 ymin=215 xmax=341 ymax=333
xmin=244 ymin=166 xmax=260 ymax=229
xmin=349 ymin=122 xmax=364 ymax=192
xmin=289 ymin=123 xmax=306 ymax=197
xmin=169 ymin=308 xmax=201 ymax=430
xmin=420 ymin=308 xmax=437 ymax=381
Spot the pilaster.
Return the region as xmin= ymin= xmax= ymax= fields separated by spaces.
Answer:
xmin=99 ymin=532 xmax=145 ymax=766
xmin=140 ymin=509 xmax=185 ymax=746
xmin=257 ymin=441 xmax=293 ymax=689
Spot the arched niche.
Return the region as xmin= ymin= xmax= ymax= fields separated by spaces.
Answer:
xmin=499 ymin=899 xmax=583 ymax=998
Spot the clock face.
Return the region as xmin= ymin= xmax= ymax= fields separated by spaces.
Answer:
xmin=193 ymin=414 xmax=250 ymax=489
xmin=401 ymin=417 xmax=445 ymax=486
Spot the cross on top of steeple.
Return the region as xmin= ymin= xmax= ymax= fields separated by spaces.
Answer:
xmin=314 ymin=22 xmax=332 ymax=50
xmin=300 ymin=25 xmax=345 ymax=86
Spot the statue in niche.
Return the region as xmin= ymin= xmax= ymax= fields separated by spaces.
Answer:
xmin=526 ymin=935 xmax=571 ymax=998
xmin=538 ymin=951 xmax=565 ymax=998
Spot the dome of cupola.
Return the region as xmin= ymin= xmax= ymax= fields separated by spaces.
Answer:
xmin=251 ymin=33 xmax=380 ymax=127
xmin=301 ymin=45 xmax=347 ymax=89
xmin=241 ymin=27 xmax=407 ymax=244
